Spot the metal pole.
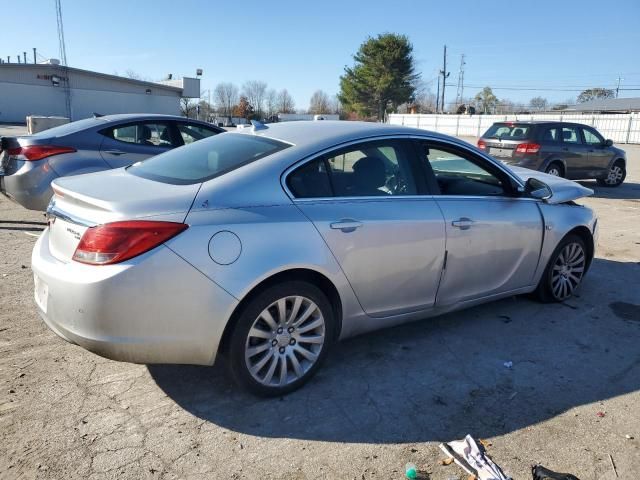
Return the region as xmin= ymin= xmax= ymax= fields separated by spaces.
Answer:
xmin=23 ymin=52 xmax=27 ymax=63
xmin=33 ymin=48 xmax=37 ymax=63
xmin=441 ymin=45 xmax=447 ymax=113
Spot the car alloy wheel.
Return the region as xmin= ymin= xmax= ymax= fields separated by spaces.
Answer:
xmin=550 ymin=242 xmax=585 ymax=301
xmin=604 ymin=164 xmax=624 ymax=186
xmin=546 ymin=165 xmax=562 ymax=177
xmin=244 ymin=295 xmax=326 ymax=387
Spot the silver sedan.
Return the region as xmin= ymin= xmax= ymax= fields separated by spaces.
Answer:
xmin=31 ymin=121 xmax=598 ymax=395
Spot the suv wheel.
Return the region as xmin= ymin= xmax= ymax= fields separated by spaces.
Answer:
xmin=227 ymin=281 xmax=335 ymax=396
xmin=545 ymin=162 xmax=564 ymax=177
xmin=597 ymin=160 xmax=626 ymax=187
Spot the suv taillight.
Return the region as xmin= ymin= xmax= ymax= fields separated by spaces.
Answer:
xmin=8 ymin=145 xmax=76 ymax=161
xmin=515 ymin=143 xmax=540 ymax=154
xmin=477 ymin=139 xmax=486 ymax=150
xmin=73 ymin=221 xmax=188 ymax=265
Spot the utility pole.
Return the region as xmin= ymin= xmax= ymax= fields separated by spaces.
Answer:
xmin=439 ymin=45 xmax=450 ymax=113
xmin=615 ymin=76 xmax=623 ymax=98
xmin=33 ymin=47 xmax=37 ymax=64
xmin=435 ymin=76 xmax=441 ymax=113
xmin=55 ymin=0 xmax=72 ymax=119
xmin=455 ymin=54 xmax=466 ymax=110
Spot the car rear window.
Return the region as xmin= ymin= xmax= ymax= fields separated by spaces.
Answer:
xmin=30 ymin=117 xmax=107 ymax=138
xmin=483 ymin=123 xmax=532 ymax=140
xmin=128 ymin=133 xmax=290 ymax=185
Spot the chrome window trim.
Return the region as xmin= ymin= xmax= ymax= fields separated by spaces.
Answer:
xmin=281 ymin=133 xmax=527 ymax=202
xmin=46 ymin=201 xmax=96 ymax=228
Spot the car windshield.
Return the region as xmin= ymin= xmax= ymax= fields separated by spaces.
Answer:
xmin=128 ymin=133 xmax=291 ymax=185
xmin=484 ymin=123 xmax=531 ymax=140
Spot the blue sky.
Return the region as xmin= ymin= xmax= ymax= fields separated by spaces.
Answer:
xmin=4 ymin=0 xmax=640 ymax=109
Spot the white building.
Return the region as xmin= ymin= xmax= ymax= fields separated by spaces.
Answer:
xmin=0 ymin=62 xmax=200 ymax=123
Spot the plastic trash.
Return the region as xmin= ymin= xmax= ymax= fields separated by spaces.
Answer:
xmin=531 ymin=464 xmax=580 ymax=480
xmin=405 ymin=462 xmax=418 ymax=479
xmin=503 ymin=361 xmax=513 ymax=368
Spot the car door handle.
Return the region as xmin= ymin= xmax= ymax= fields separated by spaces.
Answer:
xmin=452 ymin=218 xmax=474 ymax=230
xmin=103 ymin=149 xmax=126 ymax=155
xmin=330 ymin=219 xmax=363 ymax=232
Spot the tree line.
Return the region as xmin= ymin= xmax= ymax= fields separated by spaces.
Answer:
xmin=182 ymin=33 xmax=618 ymax=121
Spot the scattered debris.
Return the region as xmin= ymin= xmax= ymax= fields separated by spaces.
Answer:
xmin=531 ymin=464 xmax=580 ymax=480
xmin=596 ymin=411 xmax=606 ymax=418
xmin=508 ymin=392 xmax=518 ymax=401
xmin=442 ymin=458 xmax=455 ymax=466
xmin=405 ymin=462 xmax=417 ymax=479
xmin=608 ymin=454 xmax=618 ymax=478
xmin=625 ymin=434 xmax=634 ymax=440
xmin=503 ymin=361 xmax=513 ymax=369
xmin=440 ymin=435 xmax=511 ymax=480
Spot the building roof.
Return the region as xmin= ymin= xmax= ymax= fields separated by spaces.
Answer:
xmin=565 ymin=97 xmax=640 ymax=113
xmin=0 ymin=63 xmax=183 ymax=93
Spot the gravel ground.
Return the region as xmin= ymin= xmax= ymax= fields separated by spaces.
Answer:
xmin=1 ymin=131 xmax=639 ymax=480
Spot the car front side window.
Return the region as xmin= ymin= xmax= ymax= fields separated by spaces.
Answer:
xmin=561 ymin=127 xmax=581 ymax=144
xmin=418 ymin=142 xmax=509 ymax=197
xmin=582 ymin=128 xmax=604 ymax=145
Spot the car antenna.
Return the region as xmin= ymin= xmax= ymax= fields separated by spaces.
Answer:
xmin=250 ymin=120 xmax=268 ymax=132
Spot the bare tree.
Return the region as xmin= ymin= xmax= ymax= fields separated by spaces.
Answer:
xmin=214 ymin=82 xmax=239 ymax=122
xmin=180 ymin=98 xmax=196 ymax=118
xmin=529 ymin=96 xmax=548 ymax=111
xmin=277 ymin=89 xmax=295 ymax=113
xmin=265 ymin=89 xmax=278 ymax=119
xmin=308 ymin=90 xmax=331 ymax=114
xmin=242 ymin=80 xmax=268 ymax=118
xmin=124 ymin=69 xmax=141 ymax=80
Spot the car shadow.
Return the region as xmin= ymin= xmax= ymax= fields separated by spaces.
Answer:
xmin=148 ymin=258 xmax=640 ymax=443
xmin=579 ymin=180 xmax=640 ymax=200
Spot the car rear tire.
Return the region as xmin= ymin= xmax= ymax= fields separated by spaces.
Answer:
xmin=597 ymin=160 xmax=626 ymax=187
xmin=545 ymin=162 xmax=564 ymax=177
xmin=535 ymin=234 xmax=588 ymax=303
xmin=227 ymin=281 xmax=335 ymax=396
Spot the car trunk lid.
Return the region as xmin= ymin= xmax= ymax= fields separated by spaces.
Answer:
xmin=47 ymin=168 xmax=200 ymax=262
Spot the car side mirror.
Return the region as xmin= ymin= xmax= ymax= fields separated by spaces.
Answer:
xmin=524 ymin=177 xmax=552 ymax=200
xmin=604 ymin=139 xmax=613 ymax=147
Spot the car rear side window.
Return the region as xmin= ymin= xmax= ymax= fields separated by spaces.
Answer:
xmin=106 ymin=122 xmax=174 ymax=147
xmin=128 ymin=133 xmax=290 ymax=185
xmin=287 ymin=159 xmax=332 ymax=198
xmin=541 ymin=127 xmax=559 ymax=143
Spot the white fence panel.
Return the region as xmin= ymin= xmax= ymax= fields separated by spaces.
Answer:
xmin=387 ymin=113 xmax=639 ymax=144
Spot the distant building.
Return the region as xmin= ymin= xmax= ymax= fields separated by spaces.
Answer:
xmin=563 ymin=97 xmax=640 ymax=113
xmin=0 ymin=62 xmax=200 ymax=123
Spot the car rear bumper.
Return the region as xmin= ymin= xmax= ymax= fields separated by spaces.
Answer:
xmin=31 ymin=229 xmax=239 ymax=365
xmin=1 ymin=159 xmax=57 ymax=211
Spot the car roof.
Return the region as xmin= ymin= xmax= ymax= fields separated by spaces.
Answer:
xmin=491 ymin=120 xmax=588 ymax=127
xmin=99 ymin=113 xmax=209 ymax=123
xmin=234 ymin=120 xmax=447 ymax=149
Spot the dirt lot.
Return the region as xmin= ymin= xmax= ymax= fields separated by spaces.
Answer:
xmin=1 ymin=133 xmax=639 ymax=480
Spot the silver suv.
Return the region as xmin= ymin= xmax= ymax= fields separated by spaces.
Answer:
xmin=478 ymin=121 xmax=626 ymax=187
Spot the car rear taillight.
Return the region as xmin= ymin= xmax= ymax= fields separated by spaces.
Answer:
xmin=477 ymin=139 xmax=486 ymax=150
xmin=515 ymin=143 xmax=540 ymax=154
xmin=73 ymin=221 xmax=188 ymax=265
xmin=8 ymin=145 xmax=76 ymax=161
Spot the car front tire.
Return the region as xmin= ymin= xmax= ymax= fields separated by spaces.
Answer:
xmin=535 ymin=234 xmax=588 ymax=303
xmin=227 ymin=281 xmax=335 ymax=396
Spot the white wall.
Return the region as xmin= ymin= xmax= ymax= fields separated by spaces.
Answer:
xmin=388 ymin=113 xmax=640 ymax=144
xmin=0 ymin=82 xmax=180 ymax=123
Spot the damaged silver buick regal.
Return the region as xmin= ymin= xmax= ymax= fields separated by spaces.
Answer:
xmin=31 ymin=121 xmax=597 ymax=395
